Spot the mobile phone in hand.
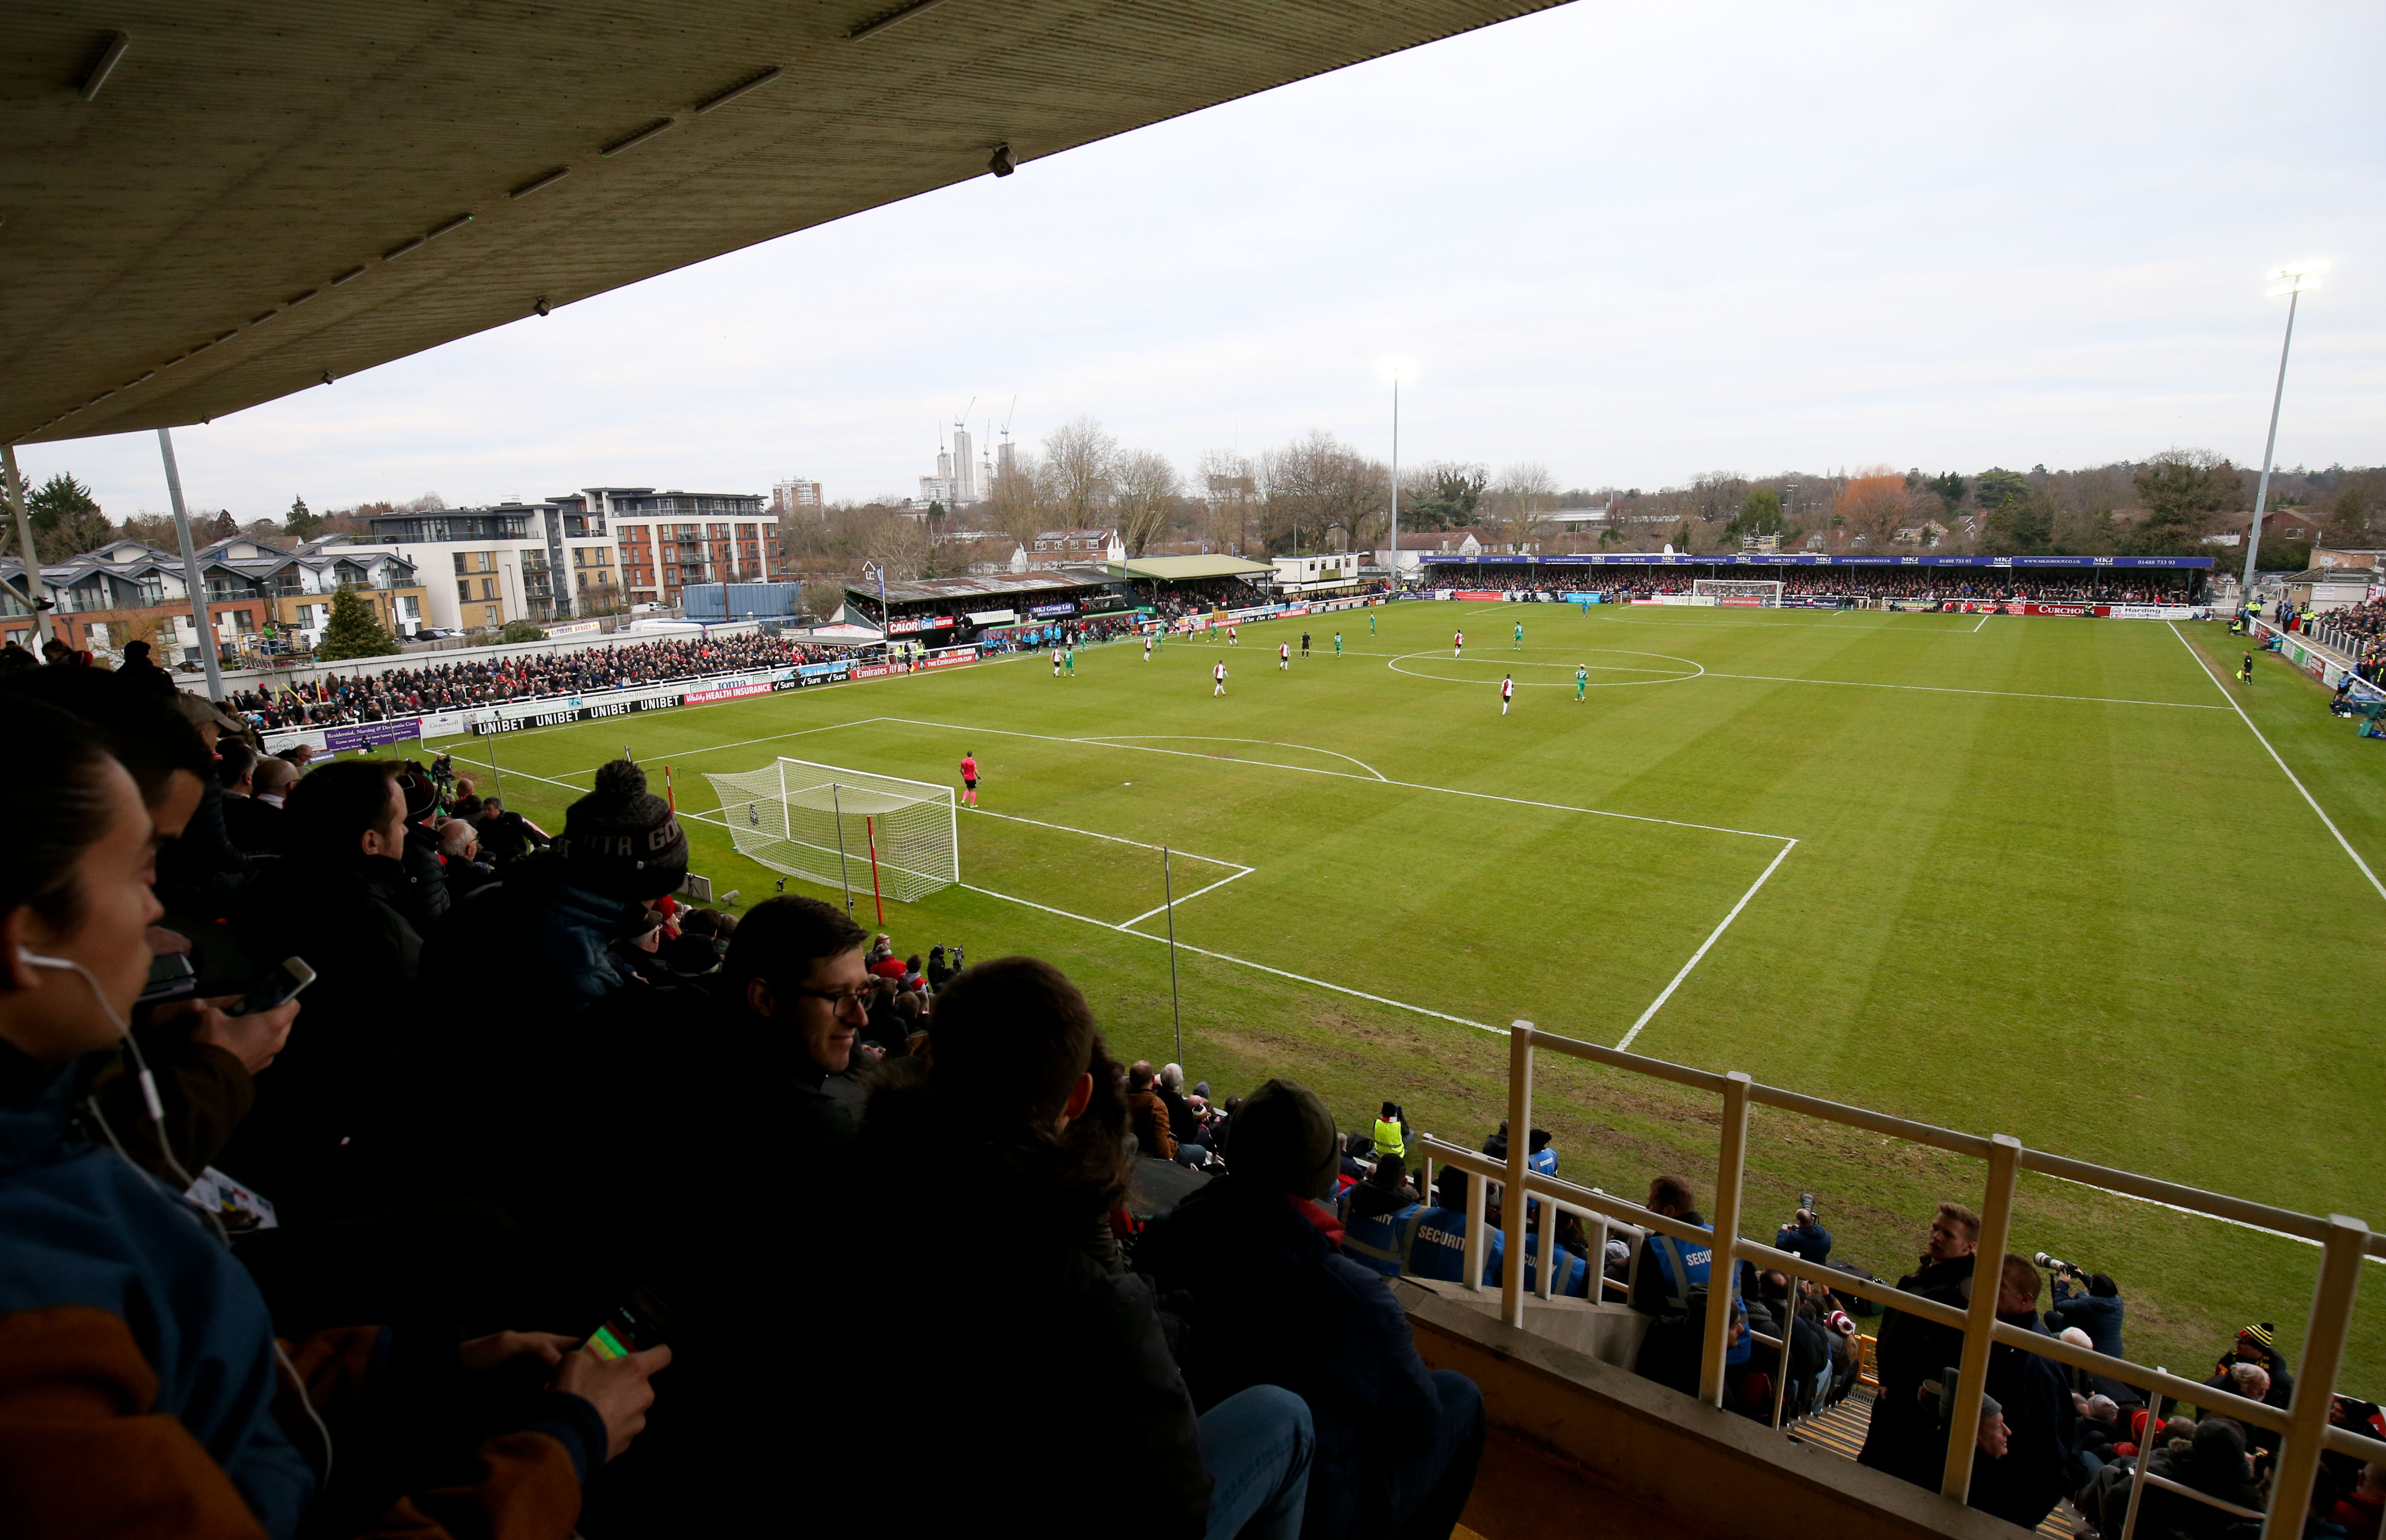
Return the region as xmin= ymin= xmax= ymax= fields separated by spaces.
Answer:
xmin=231 ymin=958 xmax=315 ymax=1017
xmin=584 ymin=1287 xmax=672 ymax=1360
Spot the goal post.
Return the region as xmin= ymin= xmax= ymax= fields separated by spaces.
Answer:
xmin=703 ymin=757 xmax=958 ymax=903
xmin=1691 ymin=579 xmax=1784 ymax=608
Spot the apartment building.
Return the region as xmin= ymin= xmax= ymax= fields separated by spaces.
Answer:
xmin=3 ymin=535 xmax=426 ymax=659
xmin=559 ymin=487 xmax=783 ymax=607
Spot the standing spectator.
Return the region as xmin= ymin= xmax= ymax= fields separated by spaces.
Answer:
xmin=1969 ymin=1255 xmax=2075 ymax=1531
xmin=1140 ymin=1077 xmax=1485 ymax=1540
xmin=1340 ymin=1153 xmax=1425 ymax=1279
xmin=473 ymin=795 xmax=550 ymax=867
xmin=1858 ymin=1201 xmax=1982 ymax=1490
xmin=2046 ymin=1266 xmax=2129 ymax=1399
xmin=231 ymin=758 xmax=424 ymax=1150
xmin=847 ymin=958 xmax=1315 ymax=1537
xmin=250 ymin=753 xmax=298 ymax=809
xmin=216 ymin=737 xmax=285 ymax=856
xmin=1158 ymin=1061 xmax=1210 ymax=1153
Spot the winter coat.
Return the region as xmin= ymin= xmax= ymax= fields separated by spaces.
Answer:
xmin=1139 ymin=1172 xmax=1449 ymax=1540
xmin=1127 ymin=1086 xmax=1178 ymax=1159
xmin=834 ymin=1065 xmax=1211 ymax=1538
xmin=155 ymin=781 xmax=256 ymax=915
xmin=0 ymin=1043 xmax=602 ymax=1540
xmin=230 ymin=852 xmax=424 ymax=1150
xmin=221 ymin=792 xmax=288 ymax=857
xmin=1857 ymin=1251 xmax=1976 ymax=1488
xmin=1773 ymin=1220 xmax=1834 ymax=1266
xmin=2132 ymin=1443 xmax=2264 ymax=1540
xmin=2045 ymin=1277 xmax=2125 ymax=1360
xmin=398 ymin=820 xmax=452 ymax=933
xmin=1969 ymin=1311 xmax=2076 ymax=1530
xmin=423 ymin=854 xmax=656 ymax=1015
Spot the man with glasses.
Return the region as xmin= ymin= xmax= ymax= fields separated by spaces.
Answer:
xmin=592 ymin=893 xmax=873 ymax=1531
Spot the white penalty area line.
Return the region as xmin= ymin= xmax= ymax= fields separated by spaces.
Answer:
xmin=1699 ymin=671 xmax=2229 ymax=711
xmin=888 ymin=716 xmax=1799 ymax=846
xmin=1117 ymin=866 xmax=1259 ymax=930
xmin=1075 ymin=733 xmax=1388 ymax=782
xmin=2168 ymin=623 xmax=2386 ymax=904
xmin=1614 ymin=838 xmax=1799 ymax=1051
xmin=967 ymin=806 xmax=1250 ymax=872
xmin=956 ymin=883 xmax=1503 ymax=1036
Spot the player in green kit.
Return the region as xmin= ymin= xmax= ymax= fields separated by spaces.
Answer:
xmin=1368 ymin=611 xmax=1376 ymax=636
xmin=1064 ymin=646 xmax=1076 ymax=676
xmin=1514 ymin=620 xmax=1524 ymax=649
xmin=1575 ymin=665 xmax=1588 ymax=702
xmin=1333 ymin=631 xmax=1342 ymax=656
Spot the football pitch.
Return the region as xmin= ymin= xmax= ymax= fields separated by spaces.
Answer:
xmin=429 ymin=601 xmax=2386 ymax=1385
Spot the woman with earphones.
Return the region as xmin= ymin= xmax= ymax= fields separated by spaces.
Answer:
xmin=0 ymin=701 xmax=669 ymax=1539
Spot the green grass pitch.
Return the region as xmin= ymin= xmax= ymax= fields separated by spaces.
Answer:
xmin=429 ymin=601 xmax=2386 ymax=1386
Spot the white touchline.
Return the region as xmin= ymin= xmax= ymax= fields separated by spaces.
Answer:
xmin=1615 ymin=839 xmax=1799 ymax=1051
xmin=1972 ymin=613 xmax=1990 ymax=633
xmin=2037 ymin=1170 xmax=2386 ymax=1267
xmin=2168 ymin=622 xmax=2386 ymax=904
xmin=441 ymin=755 xmax=597 ymax=795
xmin=1701 ymin=671 xmax=2227 ymax=711
xmin=1116 ymin=866 xmax=1257 ymax=930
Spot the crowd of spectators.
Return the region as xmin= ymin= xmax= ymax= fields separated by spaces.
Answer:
xmin=222 ymin=633 xmax=854 ymax=730
xmin=1134 ymin=575 xmax=1279 ymax=619
xmin=1420 ymin=566 xmax=2207 ymax=606
xmin=0 ymin=657 xmax=1491 ymax=1537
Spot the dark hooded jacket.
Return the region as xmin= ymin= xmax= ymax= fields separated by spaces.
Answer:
xmin=1969 ymin=1310 xmax=2076 ymax=1529
xmin=229 ymin=851 xmax=423 ymax=1150
xmin=1137 ymin=1171 xmax=1446 ymax=1540
xmin=831 ymin=1061 xmax=1210 ymax=1538
xmin=422 ymin=852 xmax=656 ymax=1014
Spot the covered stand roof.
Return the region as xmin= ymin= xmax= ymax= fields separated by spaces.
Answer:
xmin=1122 ymin=555 xmax=1275 ymax=581
xmin=4 ymin=1 xmax=1559 ymax=445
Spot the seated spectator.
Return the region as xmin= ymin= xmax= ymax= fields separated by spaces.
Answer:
xmin=1140 ymin=1077 xmax=1485 ymax=1540
xmin=1629 ymin=1175 xmax=1714 ymax=1317
xmin=2207 ymin=1324 xmax=2294 ymax=1426
xmin=251 ymin=752 xmax=298 ymax=809
xmin=448 ymin=774 xmax=484 ymax=821
xmin=1338 ymin=1133 xmax=1376 ymax=1184
xmin=438 ymin=817 xmax=498 ymax=903
xmin=849 ymin=958 xmax=1314 ymax=1536
xmin=1774 ymin=1206 xmax=1832 ymax=1266
xmin=391 ymin=765 xmax=451 ymax=933
xmin=1858 ymin=1201 xmax=1981 ymax=1490
xmin=114 ymin=636 xmax=177 ymax=697
xmin=899 ymin=952 xmax=924 ymax=992
xmin=2100 ymin=1418 xmax=2262 ymax=1540
xmin=429 ymin=760 xmax=688 ymax=1016
xmin=0 ymin=699 xmax=668 ymax=1536
xmin=1340 ymin=1153 xmax=1424 ymax=1278
xmin=1126 ymin=1058 xmax=1179 ymax=1161
xmin=216 ymin=737 xmax=285 ymax=857
xmin=1158 ymin=1061 xmax=1209 ymax=1152
xmin=2333 ymin=1463 xmax=2386 ymax=1540
xmin=1373 ymin=1099 xmax=1409 ymax=1162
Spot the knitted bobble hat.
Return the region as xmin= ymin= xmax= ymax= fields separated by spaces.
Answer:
xmin=558 ymin=759 xmax=688 ymax=899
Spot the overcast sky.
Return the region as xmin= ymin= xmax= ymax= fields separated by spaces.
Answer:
xmin=28 ymin=0 xmax=2386 ymax=520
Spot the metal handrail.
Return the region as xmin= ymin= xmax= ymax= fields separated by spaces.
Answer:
xmin=1484 ymin=1020 xmax=2371 ymax=1540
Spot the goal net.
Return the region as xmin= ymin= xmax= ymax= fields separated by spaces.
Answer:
xmin=702 ymin=757 xmax=958 ymax=903
xmin=1691 ymin=579 xmax=1784 ymax=608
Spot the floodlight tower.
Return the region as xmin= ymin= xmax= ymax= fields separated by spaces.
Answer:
xmin=2241 ymin=262 xmax=2326 ymax=600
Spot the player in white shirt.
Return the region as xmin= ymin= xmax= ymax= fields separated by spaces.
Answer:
xmin=1051 ymin=647 xmax=1062 ymax=678
xmin=1278 ymin=642 xmax=1289 ymax=670
xmin=1143 ymin=634 xmax=1153 ymax=661
xmin=1452 ymin=628 xmax=1465 ymax=657
xmin=1212 ymin=659 xmax=1228 ymax=697
xmin=1501 ymin=674 xmax=1515 ymax=716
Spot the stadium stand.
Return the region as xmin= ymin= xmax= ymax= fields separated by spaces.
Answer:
xmin=223 ymin=633 xmax=854 ymax=728
xmin=1 ymin=656 xmax=2379 ymax=1540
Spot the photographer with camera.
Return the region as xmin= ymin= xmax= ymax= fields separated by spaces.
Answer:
xmin=1776 ymin=1195 xmax=1832 ymax=1266
xmin=2037 ymin=1252 xmax=2130 ymax=1400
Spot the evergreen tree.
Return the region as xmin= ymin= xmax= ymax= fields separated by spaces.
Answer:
xmin=285 ymin=495 xmax=323 ymax=540
xmin=316 ymin=581 xmax=399 ymax=660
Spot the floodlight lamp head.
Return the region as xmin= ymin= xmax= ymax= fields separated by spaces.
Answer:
xmin=2265 ymin=260 xmax=2328 ymax=298
xmin=987 ymin=142 xmax=1017 ymax=177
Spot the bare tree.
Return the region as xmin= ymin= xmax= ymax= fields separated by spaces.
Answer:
xmin=1197 ymin=448 xmax=1258 ymax=555
xmin=1042 ymin=416 xmax=1119 ymax=528
xmin=1833 ymin=467 xmax=1915 ymax=548
xmin=1482 ymin=461 xmax=1560 ymax=552
xmin=1258 ymin=431 xmax=1387 ymax=555
xmin=1112 ymin=448 xmax=1182 ymax=556
xmin=984 ymin=450 xmax=1048 ymax=548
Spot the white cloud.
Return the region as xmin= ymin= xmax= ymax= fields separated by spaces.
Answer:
xmin=29 ymin=0 xmax=2383 ymax=518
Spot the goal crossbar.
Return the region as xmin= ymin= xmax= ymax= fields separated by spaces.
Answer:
xmin=1691 ymin=579 xmax=1784 ymax=608
xmin=703 ymin=756 xmax=958 ymax=903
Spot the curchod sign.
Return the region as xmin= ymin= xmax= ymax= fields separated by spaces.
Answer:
xmin=2017 ymin=603 xmax=2098 ymax=618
